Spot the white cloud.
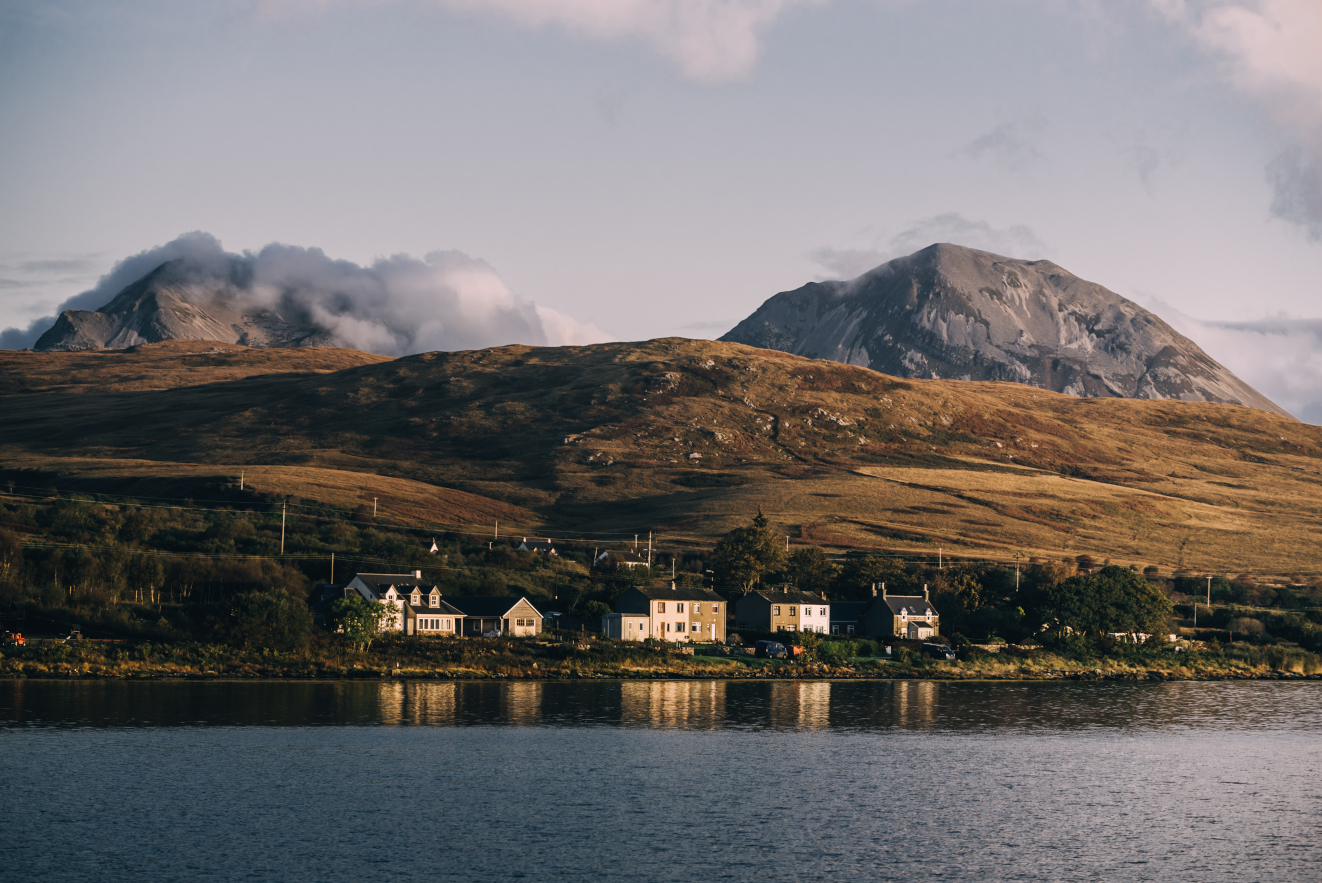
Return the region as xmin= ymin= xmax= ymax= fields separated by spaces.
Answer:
xmin=0 ymin=232 xmax=611 ymax=354
xmin=1151 ymin=0 xmax=1322 ymax=237
xmin=810 ymin=213 xmax=1051 ymax=279
xmin=1150 ymin=297 xmax=1322 ymax=423
xmin=956 ymin=115 xmax=1050 ymax=172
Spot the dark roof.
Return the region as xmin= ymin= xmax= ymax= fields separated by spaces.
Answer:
xmin=307 ymin=585 xmax=356 ymax=612
xmin=351 ymin=573 xmax=434 ymax=592
xmin=442 ymin=596 xmax=543 ymax=618
xmin=749 ymin=589 xmax=830 ymax=606
xmin=829 ymin=602 xmax=868 ymax=622
xmin=624 ymin=586 xmax=725 ymax=603
xmin=879 ymin=595 xmax=936 ymax=617
xmin=404 ymin=600 xmax=465 ymax=617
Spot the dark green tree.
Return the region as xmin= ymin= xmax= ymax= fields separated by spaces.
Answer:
xmin=783 ymin=546 xmax=837 ymax=596
xmin=328 ymin=594 xmax=396 ymax=652
xmin=1030 ymin=565 xmax=1173 ymax=640
xmin=223 ymin=589 xmax=315 ymax=651
xmin=710 ymin=508 xmax=786 ymax=593
xmin=832 ymin=554 xmax=911 ymax=601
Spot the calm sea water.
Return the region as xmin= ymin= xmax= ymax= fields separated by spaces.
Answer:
xmin=2 ymin=679 xmax=1320 ymax=882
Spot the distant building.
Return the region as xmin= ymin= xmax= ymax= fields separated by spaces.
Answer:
xmin=443 ymin=596 xmax=544 ymax=637
xmin=735 ymin=589 xmax=830 ymax=634
xmin=517 ymin=537 xmax=557 ymax=556
xmin=594 ymin=550 xmax=649 ymax=570
xmin=609 ymin=585 xmax=726 ymax=642
xmin=860 ymin=585 xmax=939 ymax=639
xmin=829 ymin=601 xmax=868 ymax=637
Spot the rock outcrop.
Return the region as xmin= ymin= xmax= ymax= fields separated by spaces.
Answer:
xmin=721 ymin=243 xmax=1289 ymax=417
xmin=34 ymin=260 xmax=340 ymax=352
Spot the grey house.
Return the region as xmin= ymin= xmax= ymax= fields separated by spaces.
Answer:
xmin=444 ymin=596 xmax=544 ymax=637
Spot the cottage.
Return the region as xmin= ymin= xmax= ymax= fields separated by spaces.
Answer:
xmin=444 ymin=596 xmax=544 ymax=637
xmin=516 ymin=537 xmax=557 ymax=556
xmin=735 ymin=589 xmax=831 ymax=634
xmin=859 ymin=585 xmax=940 ymax=639
xmin=611 ymin=585 xmax=726 ymax=642
xmin=343 ymin=571 xmax=441 ymax=632
xmin=594 ymin=550 xmax=649 ymax=570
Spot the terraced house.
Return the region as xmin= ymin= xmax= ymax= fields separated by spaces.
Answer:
xmin=735 ymin=590 xmax=830 ymax=634
xmin=608 ymin=585 xmax=726 ymax=642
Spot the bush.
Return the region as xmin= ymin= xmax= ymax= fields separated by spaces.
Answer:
xmin=220 ymin=589 xmax=314 ymax=651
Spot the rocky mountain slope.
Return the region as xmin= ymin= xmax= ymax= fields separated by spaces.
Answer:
xmin=722 ymin=244 xmax=1289 ymax=418
xmin=34 ymin=260 xmax=343 ymax=351
xmin=1 ymin=339 xmax=1320 ymax=575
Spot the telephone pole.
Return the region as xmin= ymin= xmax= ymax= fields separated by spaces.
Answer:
xmin=280 ymin=501 xmax=286 ymax=555
xmin=373 ymin=498 xmax=377 ymax=519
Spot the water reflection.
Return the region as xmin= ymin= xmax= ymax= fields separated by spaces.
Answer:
xmin=2 ymin=678 xmax=1320 ymax=732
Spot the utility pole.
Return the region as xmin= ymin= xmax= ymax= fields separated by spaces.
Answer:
xmin=373 ymin=498 xmax=378 ymax=519
xmin=239 ymin=470 xmax=243 ymax=491
xmin=1012 ymin=551 xmax=1025 ymax=592
xmin=648 ymin=532 xmax=653 ymax=568
xmin=939 ymin=547 xmax=943 ymax=569
xmin=495 ymin=520 xmax=499 ymax=540
xmin=1207 ymin=575 xmax=1212 ymax=607
xmin=280 ymin=501 xmax=286 ymax=555
xmin=330 ymin=552 xmax=334 ymax=583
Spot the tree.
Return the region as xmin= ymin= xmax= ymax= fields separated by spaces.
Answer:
xmin=710 ymin=509 xmax=786 ymax=593
xmin=832 ymin=554 xmax=911 ymax=601
xmin=223 ymin=589 xmax=314 ymax=651
xmin=783 ymin=546 xmax=837 ymax=595
xmin=329 ymin=594 xmax=396 ymax=652
xmin=1030 ymin=565 xmax=1173 ymax=640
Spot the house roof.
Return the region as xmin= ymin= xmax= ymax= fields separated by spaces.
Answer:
xmin=442 ymin=596 xmax=543 ymax=618
xmin=404 ymin=599 xmax=465 ymax=617
xmin=597 ymin=550 xmax=646 ymax=564
xmin=829 ymin=602 xmax=869 ymax=621
xmin=350 ymin=573 xmax=435 ymax=594
xmin=748 ymin=589 xmax=830 ymax=606
xmin=878 ymin=595 xmax=936 ymax=617
xmin=623 ymin=586 xmax=725 ymax=603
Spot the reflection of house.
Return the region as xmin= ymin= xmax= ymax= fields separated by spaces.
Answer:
xmin=860 ymin=585 xmax=939 ymax=638
xmin=829 ymin=601 xmax=868 ymax=636
xmin=610 ymin=585 xmax=726 ymax=642
xmin=445 ymin=596 xmax=544 ymax=637
xmin=735 ymin=590 xmax=830 ymax=634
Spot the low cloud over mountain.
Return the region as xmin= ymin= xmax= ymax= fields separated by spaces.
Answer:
xmin=4 ymin=232 xmax=608 ymax=355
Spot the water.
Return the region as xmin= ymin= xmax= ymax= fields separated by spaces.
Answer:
xmin=2 ymin=679 xmax=1320 ymax=882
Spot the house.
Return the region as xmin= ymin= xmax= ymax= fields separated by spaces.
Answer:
xmin=601 ymin=612 xmax=651 ymax=641
xmin=594 ymin=550 xmax=649 ymax=570
xmin=735 ymin=589 xmax=831 ymax=634
xmin=344 ymin=570 xmax=437 ymax=632
xmin=516 ymin=537 xmax=557 ymax=556
xmin=859 ymin=585 xmax=940 ymax=639
xmin=829 ymin=601 xmax=868 ymax=637
xmin=443 ymin=596 xmax=544 ymax=637
xmin=611 ymin=584 xmax=726 ymax=642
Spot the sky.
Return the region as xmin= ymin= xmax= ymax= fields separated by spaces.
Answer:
xmin=1 ymin=0 xmax=1320 ymax=418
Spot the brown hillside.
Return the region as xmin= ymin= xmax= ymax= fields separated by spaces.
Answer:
xmin=2 ymin=338 xmax=1320 ymax=575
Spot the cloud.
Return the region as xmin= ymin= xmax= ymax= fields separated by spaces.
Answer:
xmin=1151 ymin=0 xmax=1322 ymax=236
xmin=956 ymin=115 xmax=1049 ymax=171
xmin=0 ymin=232 xmax=610 ymax=355
xmin=810 ymin=213 xmax=1051 ymax=279
xmin=1150 ymin=297 xmax=1322 ymax=423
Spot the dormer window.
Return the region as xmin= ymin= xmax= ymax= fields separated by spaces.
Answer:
xmin=430 ymin=596 xmax=439 ymax=608
xmin=412 ymin=593 xmax=420 ymax=605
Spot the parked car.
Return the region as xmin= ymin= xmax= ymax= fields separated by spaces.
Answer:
xmin=754 ymin=640 xmax=788 ymax=659
xmin=921 ymin=643 xmax=956 ymax=660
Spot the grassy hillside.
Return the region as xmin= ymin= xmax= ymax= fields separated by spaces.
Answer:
xmin=2 ymin=337 xmax=1320 ymax=576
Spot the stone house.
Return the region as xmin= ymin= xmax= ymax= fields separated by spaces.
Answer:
xmin=735 ymin=589 xmax=831 ymax=634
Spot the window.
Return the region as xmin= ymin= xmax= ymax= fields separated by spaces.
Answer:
xmin=412 ymin=594 xmax=420 ymax=605
xmin=676 ymin=622 xmax=686 ymax=632
xmin=786 ymin=624 xmax=797 ymax=632
xmin=691 ymin=623 xmax=701 ymax=634
xmin=820 ymin=607 xmax=827 ymax=616
xmin=847 ymin=625 xmax=855 ymax=634
xmin=658 ymin=602 xmax=666 ymax=613
xmin=831 ymin=625 xmax=839 ymax=635
xmin=712 ymin=604 xmax=719 ymax=613
xmin=430 ymin=596 xmax=439 ymax=607
xmin=789 ymin=606 xmax=796 ymax=617
xmin=677 ymin=603 xmax=685 ymax=613
xmin=772 ymin=605 xmax=781 ymax=616
xmin=664 ymin=622 xmax=671 ymax=632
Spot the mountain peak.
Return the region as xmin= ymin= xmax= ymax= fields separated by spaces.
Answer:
xmin=721 ymin=243 xmax=1289 ymax=418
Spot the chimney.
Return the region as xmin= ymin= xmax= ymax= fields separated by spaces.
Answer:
xmin=871 ymin=583 xmax=877 ymax=597
xmin=882 ymin=582 xmax=887 ymax=599
xmin=414 ymin=570 xmax=422 ymax=578
xmin=923 ymin=583 xmax=929 ymax=602
xmin=671 ymin=581 xmax=676 ymax=590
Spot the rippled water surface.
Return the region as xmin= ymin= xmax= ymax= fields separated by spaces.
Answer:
xmin=3 ymin=679 xmax=1320 ymax=882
